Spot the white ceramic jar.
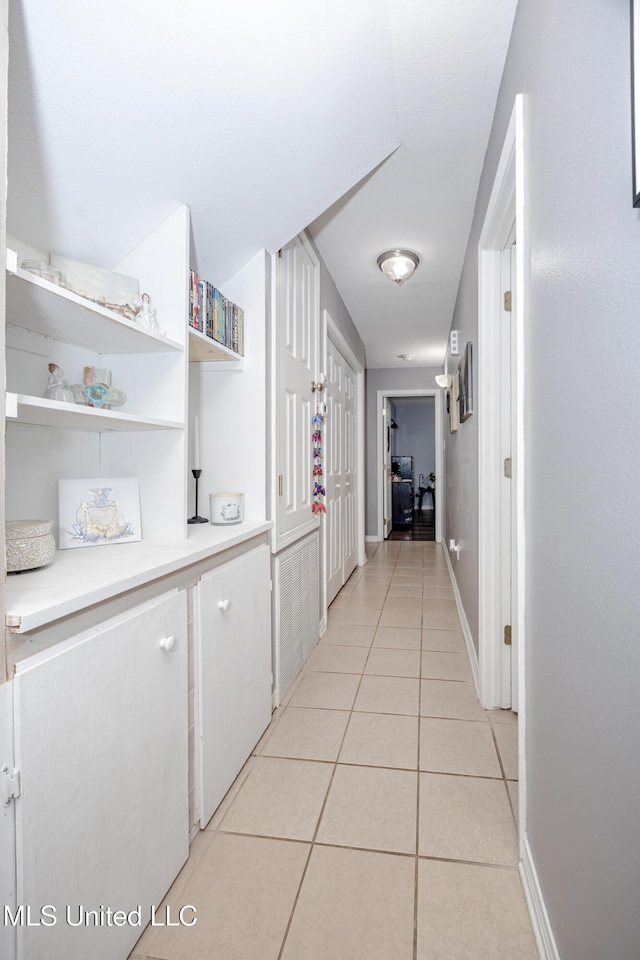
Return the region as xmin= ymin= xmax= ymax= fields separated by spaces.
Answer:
xmin=6 ymin=519 xmax=56 ymax=572
xmin=209 ymin=492 xmax=244 ymax=525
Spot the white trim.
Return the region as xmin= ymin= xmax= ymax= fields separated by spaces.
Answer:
xmin=375 ymin=388 xmax=443 ymax=543
xmin=365 ymin=535 xmax=380 ymax=543
xmin=477 ymin=93 xmax=528 ymax=855
xmin=442 ymin=541 xmax=480 ymax=695
xmin=319 ymin=615 xmax=327 ymax=637
xmin=520 ymin=835 xmax=561 ymax=960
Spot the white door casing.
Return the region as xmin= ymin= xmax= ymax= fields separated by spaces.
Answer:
xmin=275 ymin=234 xmax=320 ymax=552
xmin=197 ymin=544 xmax=272 ymax=826
xmin=383 ymin=398 xmax=393 ymax=537
xmin=376 ymin=389 xmax=443 ymax=543
xmin=477 ymin=94 xmax=525 ymax=842
xmin=13 ymin=591 xmax=188 ymax=960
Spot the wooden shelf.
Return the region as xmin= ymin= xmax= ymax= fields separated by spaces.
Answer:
xmin=188 ymin=327 xmax=245 ymax=367
xmin=5 ymin=393 xmax=184 ymax=432
xmin=6 ymin=265 xmax=184 ymax=355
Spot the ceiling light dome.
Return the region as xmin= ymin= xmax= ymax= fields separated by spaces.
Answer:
xmin=377 ymin=249 xmax=420 ymax=284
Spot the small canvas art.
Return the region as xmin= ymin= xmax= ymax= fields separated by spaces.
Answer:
xmin=457 ymin=341 xmax=473 ymax=423
xmin=59 ymin=478 xmax=141 ymax=550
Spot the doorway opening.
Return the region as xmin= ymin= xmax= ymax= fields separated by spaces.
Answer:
xmin=377 ymin=389 xmax=442 ymax=544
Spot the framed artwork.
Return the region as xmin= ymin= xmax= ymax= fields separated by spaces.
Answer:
xmin=59 ymin=478 xmax=141 ymax=549
xmin=633 ymin=0 xmax=640 ymax=205
xmin=449 ymin=377 xmax=459 ymax=433
xmin=457 ymin=341 xmax=473 ymax=423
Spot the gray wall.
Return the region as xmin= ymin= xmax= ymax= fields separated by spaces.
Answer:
xmin=366 ymin=367 xmax=441 ymax=536
xmin=444 ymin=1 xmax=640 ymax=956
xmin=391 ymin=397 xmax=435 ymax=487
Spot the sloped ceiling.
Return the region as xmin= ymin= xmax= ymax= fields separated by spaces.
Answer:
xmin=309 ymin=0 xmax=518 ymax=368
xmin=8 ymin=0 xmax=400 ymax=285
xmin=8 ymin=1 xmax=518 ymax=370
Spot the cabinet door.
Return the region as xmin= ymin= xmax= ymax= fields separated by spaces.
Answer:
xmin=197 ymin=544 xmax=272 ymax=826
xmin=13 ymin=591 xmax=188 ymax=960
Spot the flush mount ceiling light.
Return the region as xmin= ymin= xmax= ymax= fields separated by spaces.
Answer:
xmin=377 ymin=249 xmax=420 ymax=285
xmin=397 ymin=353 xmax=414 ymax=361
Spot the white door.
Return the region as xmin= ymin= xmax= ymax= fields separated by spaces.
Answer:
xmin=500 ymin=244 xmax=518 ymax=711
xmin=13 ymin=591 xmax=188 ymax=960
xmin=197 ymin=544 xmax=272 ymax=825
xmin=325 ymin=338 xmax=358 ymax=603
xmin=275 ymin=234 xmax=320 ymax=551
xmin=383 ymin=398 xmax=393 ymax=537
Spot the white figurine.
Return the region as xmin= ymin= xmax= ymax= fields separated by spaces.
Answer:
xmin=134 ymin=292 xmax=164 ymax=335
xmin=44 ymin=363 xmax=74 ymax=404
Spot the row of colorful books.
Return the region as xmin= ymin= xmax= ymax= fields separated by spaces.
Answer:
xmin=189 ymin=270 xmax=245 ymax=356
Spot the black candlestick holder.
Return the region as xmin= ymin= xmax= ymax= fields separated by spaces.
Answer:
xmin=188 ymin=469 xmax=208 ymax=524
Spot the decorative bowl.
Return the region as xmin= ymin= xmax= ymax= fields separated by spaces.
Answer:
xmin=6 ymin=519 xmax=56 ymax=572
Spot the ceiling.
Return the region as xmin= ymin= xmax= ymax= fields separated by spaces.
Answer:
xmin=309 ymin=0 xmax=518 ymax=368
xmin=8 ymin=0 xmax=517 ymax=370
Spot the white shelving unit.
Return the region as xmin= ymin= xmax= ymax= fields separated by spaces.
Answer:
xmin=188 ymin=326 xmax=245 ymax=367
xmin=5 ymin=393 xmax=183 ymax=432
xmin=4 ymin=205 xmax=269 ymax=626
xmin=6 ymin=266 xmax=184 ymax=354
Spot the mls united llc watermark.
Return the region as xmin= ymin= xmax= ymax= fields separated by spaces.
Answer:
xmin=3 ymin=904 xmax=197 ymax=928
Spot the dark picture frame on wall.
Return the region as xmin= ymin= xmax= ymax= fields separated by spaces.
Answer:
xmin=632 ymin=0 xmax=640 ymax=205
xmin=458 ymin=341 xmax=473 ymax=423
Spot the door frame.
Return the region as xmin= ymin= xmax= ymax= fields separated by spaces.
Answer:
xmin=477 ymin=95 xmax=526 ymax=830
xmin=376 ymin=388 xmax=443 ymax=543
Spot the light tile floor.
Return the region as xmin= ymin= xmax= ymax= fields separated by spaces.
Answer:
xmin=131 ymin=540 xmax=537 ymax=960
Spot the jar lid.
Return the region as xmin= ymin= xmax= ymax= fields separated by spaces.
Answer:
xmin=6 ymin=519 xmax=53 ymax=541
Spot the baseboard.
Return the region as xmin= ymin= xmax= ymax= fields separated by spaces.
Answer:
xmin=520 ymin=835 xmax=560 ymax=960
xmin=365 ymin=535 xmax=381 ymax=543
xmin=319 ymin=615 xmax=327 ymax=638
xmin=442 ymin=543 xmax=480 ymax=696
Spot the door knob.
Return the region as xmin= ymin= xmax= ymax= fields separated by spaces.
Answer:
xmin=159 ymin=635 xmax=177 ymax=652
xmin=218 ymin=599 xmax=230 ymax=611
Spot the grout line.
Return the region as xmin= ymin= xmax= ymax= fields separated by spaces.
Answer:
xmin=413 ymin=623 xmax=423 ymax=960
xmin=275 ymin=589 xmax=378 ymax=960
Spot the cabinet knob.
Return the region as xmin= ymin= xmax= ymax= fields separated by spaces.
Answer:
xmin=159 ymin=635 xmax=177 ymax=652
xmin=218 ymin=599 xmax=230 ymax=611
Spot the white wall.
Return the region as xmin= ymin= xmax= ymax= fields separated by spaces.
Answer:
xmin=444 ymin=1 xmax=640 ymax=956
xmin=366 ymin=367 xmax=441 ymax=536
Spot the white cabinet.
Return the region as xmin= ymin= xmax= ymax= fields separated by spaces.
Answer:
xmin=197 ymin=544 xmax=272 ymax=825
xmin=12 ymin=590 xmax=188 ymax=960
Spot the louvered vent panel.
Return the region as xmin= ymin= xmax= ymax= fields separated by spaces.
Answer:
xmin=275 ymin=532 xmax=320 ymax=701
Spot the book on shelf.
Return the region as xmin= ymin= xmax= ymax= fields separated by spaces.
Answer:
xmin=188 ymin=269 xmax=245 ymax=356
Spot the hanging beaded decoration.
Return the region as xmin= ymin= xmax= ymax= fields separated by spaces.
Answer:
xmin=311 ymin=412 xmax=326 ymax=514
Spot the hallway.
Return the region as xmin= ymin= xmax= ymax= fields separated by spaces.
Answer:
xmin=131 ymin=541 xmax=534 ymax=960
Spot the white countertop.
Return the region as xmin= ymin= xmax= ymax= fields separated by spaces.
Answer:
xmin=6 ymin=519 xmax=272 ymax=634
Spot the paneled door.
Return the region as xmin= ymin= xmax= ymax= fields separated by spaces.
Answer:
xmin=13 ymin=591 xmax=188 ymax=960
xmin=326 ymin=337 xmax=358 ymax=604
xmin=197 ymin=544 xmax=272 ymax=826
xmin=275 ymin=234 xmax=320 ymax=551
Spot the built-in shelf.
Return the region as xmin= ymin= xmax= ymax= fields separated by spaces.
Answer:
xmin=6 ymin=265 xmax=184 ymax=355
xmin=5 ymin=519 xmax=273 ymax=635
xmin=188 ymin=327 xmax=245 ymax=367
xmin=5 ymin=393 xmax=184 ymax=432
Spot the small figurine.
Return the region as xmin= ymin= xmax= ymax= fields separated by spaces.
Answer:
xmin=134 ymin=292 xmax=164 ymax=335
xmin=313 ymin=464 xmax=323 ymax=477
xmin=311 ymin=501 xmax=326 ymax=514
xmin=44 ymin=363 xmax=74 ymax=404
xmin=311 ymin=413 xmax=324 ymax=426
